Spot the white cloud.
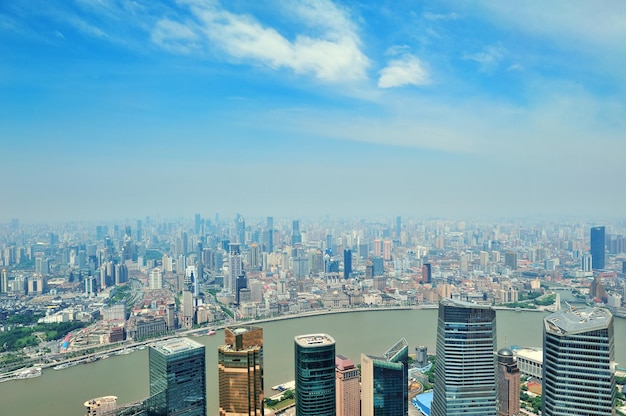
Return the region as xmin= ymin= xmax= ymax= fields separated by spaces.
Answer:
xmin=378 ymin=52 xmax=429 ymax=88
xmin=153 ymin=0 xmax=369 ymax=82
xmin=151 ymin=19 xmax=199 ymax=53
xmin=462 ymin=45 xmax=506 ymax=72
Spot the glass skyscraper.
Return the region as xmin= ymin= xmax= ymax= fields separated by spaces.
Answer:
xmin=218 ymin=326 xmax=264 ymax=416
xmin=361 ymin=337 xmax=409 ymax=416
xmin=431 ymin=298 xmax=497 ymax=416
xmin=294 ymin=333 xmax=336 ymax=416
xmin=542 ymin=306 xmax=615 ymax=416
xmin=149 ymin=337 xmax=206 ymax=416
xmin=590 ymin=226 xmax=606 ymax=270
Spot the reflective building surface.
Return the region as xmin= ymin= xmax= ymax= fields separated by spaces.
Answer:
xmin=361 ymin=337 xmax=409 ymax=416
xmin=218 ymin=326 xmax=264 ymax=416
xmin=431 ymin=299 xmax=497 ymax=416
xmin=542 ymin=306 xmax=615 ymax=416
xmin=294 ymin=333 xmax=336 ymax=416
xmin=149 ymin=338 xmax=206 ymax=416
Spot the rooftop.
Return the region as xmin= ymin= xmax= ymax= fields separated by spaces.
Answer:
xmin=151 ymin=337 xmax=204 ymax=355
xmin=440 ymin=298 xmax=492 ymax=310
xmin=544 ymin=306 xmax=612 ymax=335
xmin=295 ymin=333 xmax=335 ymax=347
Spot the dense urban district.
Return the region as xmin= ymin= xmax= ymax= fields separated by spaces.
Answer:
xmin=1 ymin=215 xmax=625 ymax=415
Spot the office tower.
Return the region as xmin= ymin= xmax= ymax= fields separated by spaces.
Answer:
xmin=182 ymin=289 xmax=194 ymax=329
xmin=291 ymin=220 xmax=302 ymax=245
xmin=194 ymin=213 xmax=202 ymax=234
xmin=496 ymin=349 xmax=520 ymax=416
xmin=235 ymin=275 xmax=247 ymax=305
xmin=432 ymin=299 xmax=497 ymax=416
xmin=343 ymin=249 xmax=352 ymax=279
xmin=149 ymin=338 xmax=206 ymax=416
xmin=361 ymin=338 xmax=409 ymax=416
xmin=294 ymin=334 xmax=336 ymax=416
xmin=590 ymin=226 xmax=606 ymax=270
xmin=421 ymin=263 xmax=432 ymax=284
xmin=581 ymin=252 xmax=592 ymax=272
xmin=383 ymin=239 xmax=392 ymax=261
xmin=336 ymin=355 xmax=360 ymax=416
xmin=1 ymin=268 xmax=7 ymax=293
xmin=218 ymin=326 xmax=264 ymax=416
xmin=504 ymin=251 xmax=517 ymax=270
xmin=479 ymin=250 xmax=490 ymax=268
xmin=372 ymin=256 xmax=384 ymax=276
xmin=136 ymin=219 xmax=143 ymax=242
xmin=248 ymin=243 xmax=261 ymax=271
xmin=396 ymin=216 xmax=401 ymax=239
xmin=235 ymin=214 xmax=246 ymax=245
xmin=542 ymin=307 xmax=615 ymax=416
xmin=228 ymin=243 xmax=243 ymax=293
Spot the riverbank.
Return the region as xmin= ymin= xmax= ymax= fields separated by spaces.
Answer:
xmin=2 ymin=301 xmax=617 ymax=382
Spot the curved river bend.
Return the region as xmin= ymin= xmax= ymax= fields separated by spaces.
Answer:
xmin=2 ymin=309 xmax=625 ymax=416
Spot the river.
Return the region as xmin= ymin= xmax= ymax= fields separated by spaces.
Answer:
xmin=1 ymin=308 xmax=625 ymax=416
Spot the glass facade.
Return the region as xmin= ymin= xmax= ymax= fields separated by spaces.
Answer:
xmin=218 ymin=326 xmax=264 ymax=416
xmin=590 ymin=226 xmax=606 ymax=270
xmin=294 ymin=334 xmax=336 ymax=416
xmin=361 ymin=338 xmax=408 ymax=416
xmin=542 ymin=307 xmax=615 ymax=416
xmin=149 ymin=338 xmax=206 ymax=416
xmin=431 ymin=299 xmax=497 ymax=416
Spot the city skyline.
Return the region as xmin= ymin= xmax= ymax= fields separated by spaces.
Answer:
xmin=2 ymin=1 xmax=626 ymax=222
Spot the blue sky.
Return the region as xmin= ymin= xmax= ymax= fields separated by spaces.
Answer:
xmin=1 ymin=0 xmax=625 ymax=223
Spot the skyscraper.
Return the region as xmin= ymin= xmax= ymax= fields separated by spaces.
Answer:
xmin=291 ymin=220 xmax=302 ymax=245
xmin=343 ymin=249 xmax=352 ymax=279
xmin=294 ymin=333 xmax=336 ymax=416
xmin=421 ymin=263 xmax=432 ymax=284
xmin=542 ymin=306 xmax=615 ymax=416
xmin=218 ymin=326 xmax=264 ymax=416
xmin=335 ymin=355 xmax=360 ymax=416
xmin=149 ymin=338 xmax=206 ymax=416
xmin=361 ymin=338 xmax=409 ymax=416
xmin=504 ymin=251 xmax=517 ymax=270
xmin=228 ymin=243 xmax=243 ymax=294
xmin=590 ymin=226 xmax=606 ymax=270
xmin=496 ymin=349 xmax=520 ymax=416
xmin=432 ymin=299 xmax=497 ymax=416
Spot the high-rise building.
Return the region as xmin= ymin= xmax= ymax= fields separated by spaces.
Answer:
xmin=335 ymin=355 xmax=360 ymax=416
xmin=149 ymin=338 xmax=206 ymax=416
xmin=496 ymin=349 xmax=520 ymax=416
xmin=395 ymin=216 xmax=401 ymax=239
xmin=383 ymin=240 xmax=392 ymax=261
xmin=149 ymin=268 xmax=163 ymax=290
xmin=218 ymin=326 xmax=264 ymax=416
xmin=542 ymin=307 xmax=615 ymax=416
xmin=361 ymin=338 xmax=409 ymax=416
xmin=504 ymin=251 xmax=517 ymax=270
xmin=343 ymin=249 xmax=352 ymax=279
xmin=228 ymin=243 xmax=243 ymax=294
xmin=1 ymin=268 xmax=7 ymax=293
xmin=432 ymin=299 xmax=497 ymax=416
xmin=421 ymin=263 xmax=432 ymax=284
xmin=294 ymin=333 xmax=336 ymax=416
xmin=590 ymin=226 xmax=606 ymax=270
xmin=581 ymin=252 xmax=592 ymax=272
xmin=291 ymin=220 xmax=302 ymax=245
